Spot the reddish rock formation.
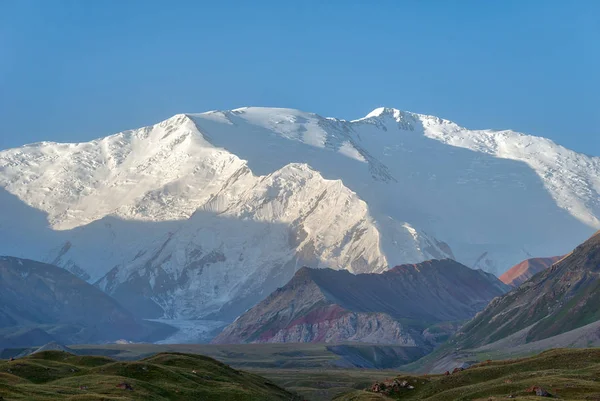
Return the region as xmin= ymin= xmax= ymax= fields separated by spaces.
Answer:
xmin=526 ymin=385 xmax=552 ymax=397
xmin=116 ymin=382 xmax=134 ymax=391
xmin=370 ymin=378 xmax=416 ymax=395
xmin=499 ymin=256 xmax=564 ymax=287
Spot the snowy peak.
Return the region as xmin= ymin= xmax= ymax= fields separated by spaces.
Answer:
xmin=192 ymin=107 xmax=332 ymax=149
xmin=362 ymin=107 xmax=405 ymax=120
xmin=1 ymin=105 xmax=599 ymax=321
xmin=0 ymin=113 xmax=226 ymax=229
xmin=353 ymin=107 xmax=421 ymax=132
xmin=357 ymin=107 xmax=456 ymax=132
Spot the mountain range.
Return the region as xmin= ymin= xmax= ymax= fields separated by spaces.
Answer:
xmin=456 ymin=230 xmax=600 ymax=349
xmin=414 ymin=230 xmax=600 ymax=373
xmin=213 ymin=259 xmax=508 ymax=348
xmin=1 ymin=106 xmax=599 ymax=323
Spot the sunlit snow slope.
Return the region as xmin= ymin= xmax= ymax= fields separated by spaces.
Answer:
xmin=1 ymin=107 xmax=598 ymax=320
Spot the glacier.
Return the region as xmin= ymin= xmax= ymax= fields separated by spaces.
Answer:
xmin=0 ymin=107 xmax=598 ymax=321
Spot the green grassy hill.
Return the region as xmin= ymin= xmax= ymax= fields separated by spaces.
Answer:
xmin=69 ymin=342 xmax=410 ymax=400
xmin=336 ymin=348 xmax=600 ymax=400
xmin=0 ymin=351 xmax=300 ymax=400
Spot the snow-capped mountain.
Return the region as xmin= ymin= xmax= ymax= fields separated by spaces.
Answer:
xmin=0 ymin=107 xmax=598 ymax=320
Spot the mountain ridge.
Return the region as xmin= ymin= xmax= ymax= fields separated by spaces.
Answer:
xmin=0 ymin=256 xmax=172 ymax=347
xmin=213 ymin=259 xmax=509 ymax=345
xmin=499 ymin=255 xmax=564 ymax=287
xmin=452 ymin=230 xmax=600 ymax=350
xmin=1 ymin=106 xmax=598 ymax=323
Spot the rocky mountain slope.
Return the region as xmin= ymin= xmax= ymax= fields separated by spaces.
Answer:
xmin=1 ymin=107 xmax=598 ymax=321
xmin=452 ymin=230 xmax=600 ymax=350
xmin=499 ymin=255 xmax=564 ymax=287
xmin=213 ymin=259 xmax=508 ymax=346
xmin=0 ymin=256 xmax=171 ymax=348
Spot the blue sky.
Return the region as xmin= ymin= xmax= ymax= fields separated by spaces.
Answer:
xmin=1 ymin=0 xmax=599 ymax=155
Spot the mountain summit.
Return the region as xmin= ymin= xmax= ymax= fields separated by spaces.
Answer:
xmin=0 ymin=107 xmax=598 ymax=320
xmin=499 ymin=255 xmax=564 ymax=287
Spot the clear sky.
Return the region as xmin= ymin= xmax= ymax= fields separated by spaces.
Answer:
xmin=1 ymin=0 xmax=599 ymax=155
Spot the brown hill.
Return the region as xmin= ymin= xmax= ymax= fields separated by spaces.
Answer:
xmin=499 ymin=255 xmax=564 ymax=287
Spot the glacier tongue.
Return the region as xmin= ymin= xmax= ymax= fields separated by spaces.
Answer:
xmin=0 ymin=106 xmax=598 ymax=320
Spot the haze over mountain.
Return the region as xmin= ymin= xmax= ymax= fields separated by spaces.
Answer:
xmin=0 ymin=256 xmax=171 ymax=348
xmin=0 ymin=106 xmax=598 ymax=322
xmin=213 ymin=259 xmax=508 ymax=347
